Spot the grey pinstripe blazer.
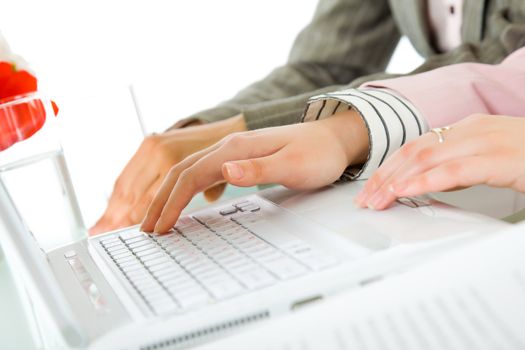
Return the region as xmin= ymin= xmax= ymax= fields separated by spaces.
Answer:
xmin=183 ymin=0 xmax=525 ymax=130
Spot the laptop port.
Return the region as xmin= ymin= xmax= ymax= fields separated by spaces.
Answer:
xmin=291 ymin=295 xmax=323 ymax=311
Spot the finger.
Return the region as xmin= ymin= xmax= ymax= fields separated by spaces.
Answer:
xmin=90 ymin=193 xmax=132 ymax=235
xmin=363 ymin=136 xmax=486 ymax=210
xmin=148 ymin=133 xmax=288 ymax=233
xmin=222 ymin=152 xmax=287 ymax=187
xmin=356 ymin=126 xmax=465 ymax=206
xmin=89 ymin=184 xmax=156 ymax=236
xmin=93 ymin=141 xmax=165 ymax=234
xmin=90 ymin=169 xmax=163 ymax=235
xmin=153 ymin=155 xmax=232 ymax=233
xmin=203 ymin=182 xmax=227 ymax=202
xmin=389 ymin=156 xmax=492 ymax=198
xmin=140 ymin=135 xmax=242 ymax=232
xmin=89 ymin=194 xmax=125 ymax=235
xmin=89 ymin=216 xmax=113 ymax=236
xmin=154 ymin=151 xmax=290 ymax=233
xmin=115 ymin=137 xmax=162 ymax=203
xmin=354 ymin=135 xmax=435 ymax=207
xmin=140 ymin=142 xmax=224 ymax=232
xmin=127 ymin=176 xmax=164 ymax=224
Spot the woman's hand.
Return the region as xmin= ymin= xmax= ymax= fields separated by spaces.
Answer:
xmin=89 ymin=114 xmax=247 ymax=235
xmin=354 ymin=114 xmax=525 ymax=210
xmin=141 ymin=109 xmax=369 ymax=233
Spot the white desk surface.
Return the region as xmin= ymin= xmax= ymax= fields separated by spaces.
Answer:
xmin=0 ymin=256 xmax=36 ymax=349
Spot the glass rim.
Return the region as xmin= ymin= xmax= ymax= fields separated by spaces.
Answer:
xmin=0 ymin=92 xmax=49 ymax=108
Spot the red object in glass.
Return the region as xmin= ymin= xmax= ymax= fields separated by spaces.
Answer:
xmin=0 ymin=95 xmax=47 ymax=151
xmin=0 ymin=62 xmax=59 ymax=152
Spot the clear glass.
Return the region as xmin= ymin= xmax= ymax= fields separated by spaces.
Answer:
xmin=0 ymin=93 xmax=85 ymax=252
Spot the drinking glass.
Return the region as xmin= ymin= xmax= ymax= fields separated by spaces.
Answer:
xmin=0 ymin=93 xmax=85 ymax=252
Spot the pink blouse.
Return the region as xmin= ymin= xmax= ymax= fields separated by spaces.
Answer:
xmin=367 ymin=47 xmax=525 ymax=128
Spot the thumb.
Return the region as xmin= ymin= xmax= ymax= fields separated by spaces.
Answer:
xmin=222 ymin=156 xmax=280 ymax=187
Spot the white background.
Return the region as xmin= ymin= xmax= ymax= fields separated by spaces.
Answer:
xmin=0 ymin=0 xmax=422 ymax=133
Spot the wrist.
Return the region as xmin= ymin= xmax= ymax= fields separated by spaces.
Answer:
xmin=219 ymin=113 xmax=247 ymax=134
xmin=321 ymin=109 xmax=369 ymax=165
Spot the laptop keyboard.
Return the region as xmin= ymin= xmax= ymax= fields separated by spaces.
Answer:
xmin=97 ymin=200 xmax=338 ymax=316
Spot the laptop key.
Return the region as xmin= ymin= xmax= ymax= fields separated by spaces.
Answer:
xmin=152 ymin=266 xmax=184 ymax=279
xmin=207 ymin=280 xmax=243 ymax=299
xmin=233 ymin=200 xmax=252 ymax=209
xmin=262 ymin=257 xmax=308 ymax=280
xmin=254 ymin=251 xmax=286 ymax=264
xmin=235 ymin=269 xmax=276 ymax=289
xmin=128 ymin=240 xmax=152 ymax=250
xmin=136 ymin=249 xmax=163 ymax=259
xmin=125 ymin=269 xmax=151 ymax=280
xmin=111 ymin=251 xmax=133 ymax=260
xmin=150 ymin=299 xmax=179 ymax=316
xmin=121 ymin=264 xmax=145 ymax=274
xmin=117 ymin=258 xmax=141 ymax=268
xmin=148 ymin=261 xmax=176 ymax=272
xmin=114 ymin=255 xmax=137 ymax=265
xmin=176 ymin=292 xmax=209 ymax=309
xmin=102 ymin=240 xmax=124 ymax=249
xmin=239 ymin=204 xmax=260 ymax=212
xmin=131 ymin=244 xmax=157 ymax=254
xmin=194 ymin=269 xmax=229 ymax=284
xmin=163 ymin=276 xmax=198 ymax=291
xmin=100 ymin=237 xmax=120 ymax=245
xmin=147 ymin=293 xmax=176 ymax=309
xmin=105 ymin=245 xmax=127 ymax=254
xmin=124 ymin=236 xmax=149 ymax=245
xmin=142 ymin=254 xmax=169 ymax=264
xmin=139 ymin=285 xmax=166 ymax=300
xmin=299 ymin=253 xmax=338 ymax=271
xmin=119 ymin=230 xmax=144 ymax=241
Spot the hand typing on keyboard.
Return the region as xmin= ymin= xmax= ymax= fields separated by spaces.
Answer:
xmin=99 ymin=206 xmax=337 ymax=316
xmin=140 ymin=110 xmax=368 ymax=233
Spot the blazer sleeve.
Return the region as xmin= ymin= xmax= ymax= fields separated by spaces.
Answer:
xmin=201 ymin=0 xmax=525 ymax=132
xmin=178 ymin=0 xmax=400 ymax=130
xmin=302 ymin=47 xmax=525 ymax=180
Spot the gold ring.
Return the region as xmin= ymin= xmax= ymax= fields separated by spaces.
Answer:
xmin=430 ymin=126 xmax=451 ymax=144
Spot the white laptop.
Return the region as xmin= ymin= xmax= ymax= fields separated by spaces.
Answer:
xmin=0 ymin=180 xmax=507 ymax=350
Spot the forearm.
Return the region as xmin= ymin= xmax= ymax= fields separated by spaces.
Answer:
xmin=303 ymin=87 xmax=426 ymax=180
xmin=320 ymin=109 xmax=369 ymax=166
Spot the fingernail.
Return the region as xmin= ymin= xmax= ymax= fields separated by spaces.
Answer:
xmin=367 ymin=192 xmax=383 ymax=210
xmin=224 ymin=162 xmax=244 ymax=180
xmin=140 ymin=219 xmax=150 ymax=232
xmin=153 ymin=222 xmax=162 ymax=234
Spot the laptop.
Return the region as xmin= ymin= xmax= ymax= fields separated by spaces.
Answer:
xmin=0 ymin=180 xmax=507 ymax=350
